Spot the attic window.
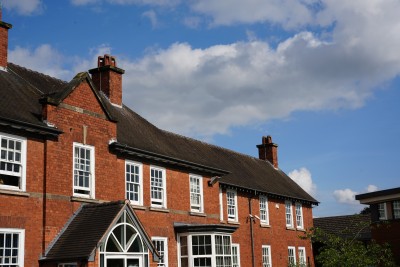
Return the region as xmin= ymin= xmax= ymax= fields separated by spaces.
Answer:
xmin=0 ymin=134 xmax=26 ymax=191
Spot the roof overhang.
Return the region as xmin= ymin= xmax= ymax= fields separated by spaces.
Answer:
xmin=174 ymin=222 xmax=238 ymax=234
xmin=356 ymin=187 xmax=400 ymax=204
xmin=220 ymin=182 xmax=319 ymax=206
xmin=0 ymin=116 xmax=62 ymax=137
xmin=109 ymin=142 xmax=230 ymax=177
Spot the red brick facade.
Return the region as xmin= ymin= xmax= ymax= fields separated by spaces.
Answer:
xmin=0 ymin=17 xmax=316 ymax=267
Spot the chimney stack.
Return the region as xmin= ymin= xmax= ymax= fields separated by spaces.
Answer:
xmin=257 ymin=136 xmax=278 ymax=169
xmin=0 ymin=10 xmax=12 ymax=69
xmin=89 ymin=54 xmax=125 ymax=106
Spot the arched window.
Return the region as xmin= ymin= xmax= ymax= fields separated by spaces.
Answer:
xmin=100 ymin=211 xmax=149 ymax=267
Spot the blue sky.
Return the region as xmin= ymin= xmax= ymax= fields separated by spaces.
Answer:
xmin=2 ymin=0 xmax=399 ymax=217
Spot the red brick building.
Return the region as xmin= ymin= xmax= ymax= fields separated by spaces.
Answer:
xmin=0 ymin=16 xmax=318 ymax=267
xmin=356 ymin=187 xmax=400 ymax=265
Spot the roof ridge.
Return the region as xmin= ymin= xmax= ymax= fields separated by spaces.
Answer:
xmin=9 ymin=62 xmax=66 ymax=84
xmin=160 ymin=129 xmax=265 ymax=162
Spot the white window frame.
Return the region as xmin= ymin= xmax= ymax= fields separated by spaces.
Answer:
xmin=285 ymin=201 xmax=293 ymax=228
xmin=262 ymin=245 xmax=272 ymax=267
xmin=288 ymin=246 xmax=296 ymax=265
xmin=150 ymin=166 xmax=167 ymax=208
xmin=259 ymin=195 xmax=269 ymax=225
xmin=72 ymin=143 xmax=95 ymax=198
xmin=189 ymin=174 xmax=204 ymax=213
xmin=393 ymin=200 xmax=400 ymax=219
xmin=177 ymin=233 xmax=233 ymax=267
xmin=295 ymin=202 xmax=303 ymax=229
xmin=378 ymin=202 xmax=387 ymax=220
xmin=0 ymin=228 xmax=25 ymax=267
xmin=232 ymin=243 xmax=240 ymax=267
xmin=152 ymin=237 xmax=168 ymax=267
xmin=0 ymin=133 xmax=27 ymax=191
xmin=125 ymin=160 xmax=143 ymax=206
xmin=227 ymin=189 xmax=238 ymax=222
xmin=298 ymin=247 xmax=306 ymax=266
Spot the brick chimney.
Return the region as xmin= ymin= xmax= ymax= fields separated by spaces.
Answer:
xmin=257 ymin=136 xmax=278 ymax=169
xmin=0 ymin=10 xmax=12 ymax=69
xmin=89 ymin=54 xmax=125 ymax=106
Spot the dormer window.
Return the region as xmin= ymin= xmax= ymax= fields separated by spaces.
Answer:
xmin=0 ymin=133 xmax=26 ymax=191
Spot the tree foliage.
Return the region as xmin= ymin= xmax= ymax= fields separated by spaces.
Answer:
xmin=301 ymin=226 xmax=395 ymax=267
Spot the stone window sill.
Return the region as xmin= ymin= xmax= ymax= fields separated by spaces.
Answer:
xmin=190 ymin=212 xmax=207 ymax=217
xmin=149 ymin=207 xmax=170 ymax=213
xmin=0 ymin=188 xmax=30 ymax=197
xmin=70 ymin=196 xmax=101 ymax=203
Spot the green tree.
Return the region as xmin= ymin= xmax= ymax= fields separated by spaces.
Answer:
xmin=301 ymin=226 xmax=395 ymax=267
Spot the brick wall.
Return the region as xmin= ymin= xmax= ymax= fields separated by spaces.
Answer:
xmin=1 ymin=74 xmax=315 ymax=267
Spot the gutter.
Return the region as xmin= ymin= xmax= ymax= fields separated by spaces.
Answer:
xmin=0 ymin=116 xmax=62 ymax=137
xmin=109 ymin=142 xmax=230 ymax=176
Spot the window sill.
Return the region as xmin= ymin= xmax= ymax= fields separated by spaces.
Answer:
xmin=149 ymin=207 xmax=170 ymax=213
xmin=286 ymin=226 xmax=296 ymax=231
xmin=227 ymin=220 xmax=240 ymax=225
xmin=0 ymin=188 xmax=30 ymax=197
xmin=70 ymin=196 xmax=100 ymax=203
xmin=131 ymin=205 xmax=146 ymax=210
xmin=190 ymin=212 xmax=207 ymax=217
xmin=296 ymin=227 xmax=306 ymax=232
xmin=260 ymin=223 xmax=271 ymax=228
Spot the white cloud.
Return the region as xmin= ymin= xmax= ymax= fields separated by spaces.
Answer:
xmin=9 ymin=45 xmax=72 ymax=80
xmin=2 ymin=0 xmax=44 ymax=15
xmin=9 ymin=1 xmax=400 ymax=141
xmin=366 ymin=184 xmax=378 ymax=193
xmin=142 ymin=10 xmax=158 ymax=28
xmin=190 ymin=0 xmax=315 ymax=29
xmin=333 ymin=188 xmax=359 ymax=205
xmin=70 ymin=0 xmax=179 ymax=7
xmin=288 ymin=167 xmax=317 ymax=197
xmin=71 ymin=0 xmax=100 ymax=6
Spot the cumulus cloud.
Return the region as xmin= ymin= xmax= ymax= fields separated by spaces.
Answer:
xmin=2 ymin=0 xmax=44 ymax=15
xmin=9 ymin=45 xmax=72 ymax=80
xmin=288 ymin=168 xmax=317 ymax=197
xmin=366 ymin=184 xmax=378 ymax=193
xmin=11 ymin=1 xmax=400 ymax=140
xmin=333 ymin=188 xmax=359 ymax=205
xmin=333 ymin=185 xmax=378 ymax=206
xmin=190 ymin=0 xmax=315 ymax=29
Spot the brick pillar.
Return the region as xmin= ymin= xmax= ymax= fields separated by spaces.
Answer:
xmin=89 ymin=54 xmax=125 ymax=106
xmin=256 ymin=136 xmax=278 ymax=168
xmin=0 ymin=11 xmax=12 ymax=69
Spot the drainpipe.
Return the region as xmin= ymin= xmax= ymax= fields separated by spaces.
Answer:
xmin=249 ymin=197 xmax=255 ymax=267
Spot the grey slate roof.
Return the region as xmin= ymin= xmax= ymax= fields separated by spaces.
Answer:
xmin=42 ymin=201 xmax=124 ymax=261
xmin=41 ymin=201 xmax=159 ymax=262
xmin=313 ymin=214 xmax=371 ymax=241
xmin=0 ymin=63 xmax=318 ymax=204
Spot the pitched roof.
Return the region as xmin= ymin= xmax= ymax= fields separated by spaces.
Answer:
xmin=41 ymin=201 xmax=159 ymax=262
xmin=0 ymin=63 xmax=318 ymax=204
xmin=313 ymin=214 xmax=371 ymax=241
